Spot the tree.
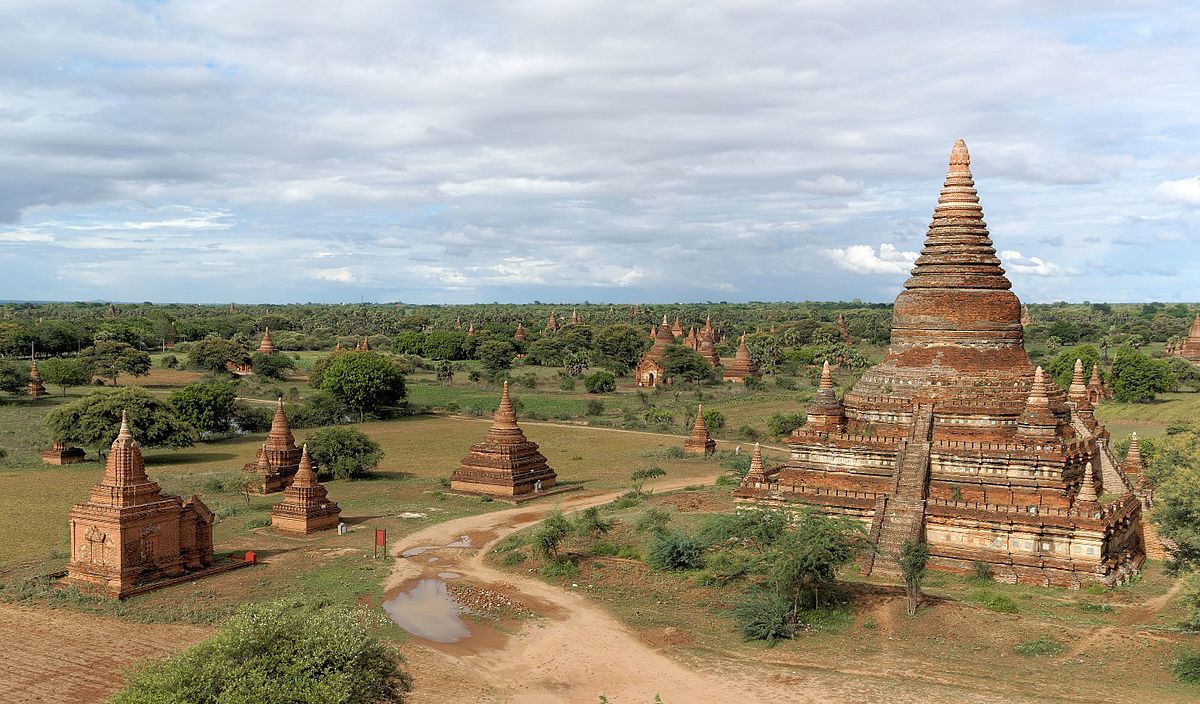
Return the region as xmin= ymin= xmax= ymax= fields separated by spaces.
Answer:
xmin=78 ymin=341 xmax=151 ymax=385
xmin=563 ymin=351 xmax=590 ymax=378
xmin=648 ymin=532 xmax=706 ymax=571
xmin=109 ymin=598 xmax=412 ymax=704
xmin=308 ymin=349 xmax=343 ymax=389
xmin=573 ymin=506 xmax=614 ymax=539
xmin=320 ymin=351 xmax=407 ymax=421
xmin=477 ymin=339 xmax=515 ymax=378
xmin=766 ymin=510 xmax=864 ymax=615
xmin=1047 ymin=345 xmax=1102 ymax=391
xmin=169 ymin=380 xmax=237 ymax=435
xmin=422 ymin=331 xmax=468 ymax=360
xmin=44 ymin=387 xmax=198 ymax=455
xmin=435 ymin=361 xmax=454 ymax=382
xmin=0 ymin=360 xmax=25 ymax=395
xmin=899 ymin=541 xmax=929 ymax=616
xmin=661 ymin=344 xmax=712 ymax=382
xmin=531 ymin=511 xmax=574 ymax=560
xmin=392 ymin=331 xmax=424 ymax=355
xmin=1111 ymin=347 xmax=1175 ymax=403
xmin=251 ymin=351 xmax=296 ymax=380
xmin=591 ymin=324 xmax=650 ymax=375
xmin=305 ymin=426 xmax=383 ymax=480
xmin=186 ymin=337 xmax=250 ymax=375
xmin=584 ymin=370 xmax=616 ymax=393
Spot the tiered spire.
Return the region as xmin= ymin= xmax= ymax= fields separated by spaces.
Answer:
xmin=514 ymin=322 xmax=526 ymax=342
xmin=723 ymin=334 xmax=759 ymax=381
xmin=683 ymin=403 xmax=716 ymax=455
xmin=1087 ymin=365 xmax=1104 ymax=404
xmin=546 ymin=311 xmax=559 ymax=332
xmin=268 ymin=397 xmax=296 ymax=450
xmin=451 ymin=381 xmax=557 ymax=496
xmin=1122 ymin=433 xmax=1145 ymax=475
xmin=1068 ymin=359 xmax=1091 ymax=408
xmin=1017 ymin=367 xmax=1059 ymax=439
xmin=671 ymin=316 xmax=684 ymax=338
xmin=804 ymin=361 xmax=846 ymax=434
xmin=256 ymin=328 xmax=275 ymax=355
xmin=1074 ymin=461 xmax=1100 ymax=510
xmin=745 ymin=442 xmax=768 ymax=483
xmin=270 ymin=444 xmax=340 ymax=534
xmin=27 ymin=360 xmax=47 ymax=397
xmin=90 ymin=411 xmax=165 ymax=507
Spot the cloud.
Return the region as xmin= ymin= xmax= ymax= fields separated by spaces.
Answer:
xmin=796 ymin=175 xmax=863 ymax=196
xmin=1154 ymin=177 xmax=1200 ymax=205
xmin=826 ymin=243 xmax=917 ymax=275
xmin=999 ymin=250 xmax=1077 ymax=277
xmin=313 ymin=268 xmax=358 ymax=284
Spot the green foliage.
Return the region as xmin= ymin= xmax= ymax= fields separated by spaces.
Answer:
xmin=159 ymin=354 xmax=179 ymax=369
xmin=661 ymin=344 xmax=712 ymax=382
xmin=44 ymin=386 xmax=198 ymax=453
xmin=563 ymin=350 xmax=590 ymax=378
xmin=531 ymin=511 xmax=574 ymax=560
xmin=647 ymin=532 xmax=705 ymax=571
xmin=968 ymin=590 xmax=1019 ymax=613
xmin=766 ymin=510 xmax=864 ymax=610
xmin=1147 ymin=422 xmax=1200 ymax=568
xmin=38 ymin=357 xmax=90 ymax=394
xmin=108 ymin=598 xmax=412 ymax=704
xmin=1171 ymin=649 xmax=1200 ymax=684
xmin=0 ymin=447 xmax=7 ymax=462
xmin=0 ymin=360 xmax=24 ymax=394
xmin=307 ymin=350 xmax=342 ymax=389
xmin=702 ymin=408 xmax=725 ymax=431
xmin=574 ymin=506 xmax=614 ymax=538
xmin=732 ymin=589 xmax=795 ymax=644
xmin=435 ymin=361 xmax=454 ymax=382
xmin=320 ymin=351 xmax=407 ymax=420
xmin=78 ymin=340 xmax=151 ymax=384
xmin=231 ymin=401 xmax=273 ymax=433
xmin=168 ymin=380 xmax=237 ymax=435
xmin=185 ymin=337 xmax=250 ymax=375
xmin=251 ymin=351 xmax=295 ymax=380
xmin=592 ymin=324 xmax=651 ymax=375
xmin=539 ymin=558 xmax=578 ymax=579
xmin=584 ymin=370 xmax=616 ymax=393
xmin=477 ymin=339 xmax=515 ymax=377
xmin=743 ymin=375 xmax=767 ymax=391
xmin=585 ymin=399 xmax=605 ymax=415
xmin=972 ymin=560 xmax=993 ymax=581
xmin=697 ymin=509 xmax=787 ymax=550
xmin=767 ymin=413 xmax=806 ymax=438
xmin=1111 ymin=347 xmax=1175 ymax=403
xmin=633 ymin=508 xmax=672 ymax=536
xmin=1047 ymin=345 xmax=1102 ymax=390
xmin=1013 ymin=637 xmax=1066 ymax=657
xmin=305 ymin=426 xmax=383 ymax=480
xmin=899 ymin=541 xmax=929 ymax=615
xmin=641 ymin=408 xmax=673 ymax=427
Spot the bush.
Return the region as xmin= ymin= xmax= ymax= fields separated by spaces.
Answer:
xmin=557 ymin=374 xmax=576 ymax=391
xmin=169 ymin=380 xmax=237 ymax=435
xmin=159 ymin=354 xmax=179 ymax=369
xmin=539 ymin=558 xmax=578 ymax=579
xmin=1171 ymin=649 xmax=1200 ymax=684
xmin=642 ymin=408 xmax=673 ymax=428
xmin=634 ymin=508 xmax=672 ymax=536
xmin=732 ymin=590 xmax=795 ymax=644
xmin=585 ymin=399 xmax=605 ymax=416
xmin=251 ymin=351 xmax=295 ymax=380
xmin=531 ymin=511 xmax=573 ymax=560
xmin=972 ymin=560 xmax=993 ymax=581
xmin=231 ymin=401 xmax=273 ymax=433
xmin=647 ymin=532 xmax=705 ymax=571
xmin=738 ymin=425 xmax=761 ymax=441
xmin=108 ymin=598 xmax=412 ymax=703
xmin=305 ymin=426 xmax=383 ymax=480
xmin=0 ymin=447 xmax=7 ymax=462
xmin=774 ymin=376 xmax=797 ymax=390
xmin=584 ymin=371 xmax=616 ymax=394
xmin=767 ymin=413 xmax=806 ymax=438
xmin=744 ymin=376 xmax=766 ymax=391
xmin=702 ymin=408 xmax=725 ymax=431
xmin=501 ymin=551 xmax=527 ymax=567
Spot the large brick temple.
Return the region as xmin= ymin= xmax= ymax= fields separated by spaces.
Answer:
xmin=1166 ymin=314 xmax=1200 ymax=362
xmin=735 ymin=139 xmax=1145 ymax=588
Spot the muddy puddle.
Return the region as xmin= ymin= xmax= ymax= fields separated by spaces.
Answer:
xmin=382 ymin=579 xmax=471 ymax=643
xmin=402 ymin=534 xmax=472 ymax=558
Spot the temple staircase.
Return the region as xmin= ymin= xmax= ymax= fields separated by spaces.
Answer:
xmin=1068 ymin=409 xmax=1131 ymax=496
xmin=869 ymin=404 xmax=934 ymax=580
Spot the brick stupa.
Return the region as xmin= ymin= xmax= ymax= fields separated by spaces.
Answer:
xmin=270 ymin=444 xmax=341 ymax=535
xmin=636 ymin=315 xmax=676 ymax=387
xmin=65 ymin=413 xmax=214 ymax=597
xmin=683 ymin=403 xmax=717 ymax=455
xmin=722 ymin=334 xmax=759 ymax=382
xmin=450 ymin=381 xmax=557 ymax=496
xmin=42 ymin=441 xmax=86 ymax=465
xmin=735 ymin=140 xmax=1144 ymax=588
xmin=514 ymin=322 xmax=527 ymax=342
xmin=246 ymin=398 xmax=303 ymax=493
xmin=27 ymin=360 xmax=47 ymax=397
xmin=256 ymin=328 xmax=275 ymax=355
xmin=1168 ymin=315 xmax=1200 ymax=362
xmin=545 ymin=311 xmax=559 ymax=332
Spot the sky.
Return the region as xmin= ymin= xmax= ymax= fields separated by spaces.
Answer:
xmin=1 ymin=0 xmax=1199 ymax=305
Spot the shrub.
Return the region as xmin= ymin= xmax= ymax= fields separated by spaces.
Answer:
xmin=539 ymin=558 xmax=578 ymax=579
xmin=0 ymin=447 xmax=7 ymax=462
xmin=702 ymin=408 xmax=725 ymax=431
xmin=1013 ymin=637 xmax=1065 ymax=657
xmin=159 ymin=354 xmax=179 ymax=369
xmin=738 ymin=425 xmax=761 ymax=441
xmin=774 ymin=376 xmax=797 ymax=390
xmin=108 ymin=598 xmax=412 ymax=703
xmin=231 ymin=401 xmax=273 ymax=433
xmin=634 ymin=508 xmax=672 ymax=536
xmin=1171 ymin=649 xmax=1200 ymax=684
xmin=972 ymin=560 xmax=993 ymax=581
xmin=584 ymin=371 xmax=616 ymax=394
xmin=557 ymin=374 xmax=576 ymax=391
xmin=574 ymin=507 xmax=614 ymax=538
xmin=969 ymin=590 xmax=1019 ymax=613
xmin=744 ymin=376 xmax=766 ymax=391
xmin=305 ymin=426 xmax=383 ymax=480
xmin=647 ymin=532 xmax=705 ymax=571
xmin=767 ymin=413 xmax=806 ymax=438
xmin=642 ymin=408 xmax=673 ymax=427
xmin=531 ymin=511 xmax=573 ymax=560
xmin=732 ymin=590 xmax=794 ymax=645
xmin=501 ymin=551 xmax=527 ymax=567
xmin=586 ymin=399 xmax=605 ymax=416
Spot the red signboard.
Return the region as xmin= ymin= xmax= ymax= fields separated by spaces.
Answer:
xmin=375 ymin=528 xmax=386 ymax=546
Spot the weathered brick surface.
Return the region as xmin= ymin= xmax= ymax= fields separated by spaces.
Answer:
xmin=451 ymin=381 xmax=557 ymax=496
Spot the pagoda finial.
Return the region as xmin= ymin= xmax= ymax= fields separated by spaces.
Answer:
xmin=819 ymin=359 xmax=833 ymax=390
xmin=1124 ymin=432 xmax=1145 ymax=474
xmin=491 ymin=380 xmax=519 ymax=431
xmin=1069 ymin=358 xmax=1090 ymax=407
xmin=117 ymin=410 xmax=131 ymax=440
xmin=1076 ymin=461 xmax=1099 ymax=506
xmin=293 ymin=444 xmax=318 ymax=488
xmin=749 ymin=442 xmax=765 ymax=475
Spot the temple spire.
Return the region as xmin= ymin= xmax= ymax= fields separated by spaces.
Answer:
xmin=1069 ymin=359 xmax=1091 ymax=408
xmin=492 ymin=380 xmax=519 ymax=431
xmin=292 ymin=445 xmax=318 ymax=488
xmin=684 ymin=403 xmax=716 ymax=455
xmin=746 ymin=442 xmax=767 ymax=482
xmin=1075 ymin=461 xmax=1100 ymax=507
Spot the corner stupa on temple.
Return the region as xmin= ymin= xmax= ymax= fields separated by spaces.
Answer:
xmin=735 ymin=139 xmax=1145 ymax=588
xmin=256 ymin=328 xmax=275 ymax=355
xmin=245 ymin=398 xmax=302 ymax=493
xmin=65 ymin=412 xmax=215 ymax=597
xmin=270 ymin=444 xmax=341 ymax=534
xmin=450 ymin=381 xmax=558 ymax=496
xmin=722 ymin=334 xmax=759 ymax=382
xmin=636 ymin=315 xmax=677 ymax=387
xmin=683 ymin=403 xmax=717 ymax=455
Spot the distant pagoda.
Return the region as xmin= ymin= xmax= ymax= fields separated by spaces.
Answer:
xmin=450 ymin=382 xmax=557 ymax=496
xmin=514 ymin=322 xmax=527 ymax=342
xmin=246 ymin=398 xmax=303 ymax=493
xmin=1167 ymin=314 xmax=1200 ymax=362
xmin=256 ymin=328 xmax=275 ymax=355
xmin=27 ymin=360 xmax=47 ymax=397
xmin=636 ymin=315 xmax=676 ymax=387
xmin=722 ymin=334 xmax=759 ymax=382
xmin=683 ymin=403 xmax=717 ymax=455
xmin=271 ymin=445 xmax=341 ymax=535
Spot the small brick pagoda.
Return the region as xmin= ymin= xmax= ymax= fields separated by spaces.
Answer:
xmin=27 ymin=360 xmax=47 ymax=397
xmin=270 ymin=444 xmax=341 ymax=535
xmin=546 ymin=311 xmax=559 ymax=332
xmin=735 ymin=139 xmax=1144 ymax=588
xmin=722 ymin=334 xmax=759 ymax=382
xmin=246 ymin=398 xmax=303 ymax=493
xmin=683 ymin=403 xmax=717 ymax=455
xmin=636 ymin=315 xmax=676 ymax=387
xmin=514 ymin=322 xmax=527 ymax=342
xmin=1167 ymin=314 xmax=1200 ymax=362
xmin=256 ymin=328 xmax=275 ymax=355
xmin=450 ymin=381 xmax=557 ymax=496
xmin=42 ymin=441 xmax=86 ymax=465
xmin=65 ymin=413 xmax=214 ymax=597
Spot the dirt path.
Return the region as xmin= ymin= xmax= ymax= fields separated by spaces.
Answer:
xmin=1063 ymin=579 xmax=1186 ymax=660
xmin=0 ymin=603 xmax=211 ymax=703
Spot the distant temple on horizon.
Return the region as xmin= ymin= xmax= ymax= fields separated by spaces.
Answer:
xmin=1166 ymin=314 xmax=1200 ymax=362
xmin=735 ymin=140 xmax=1145 ymax=588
